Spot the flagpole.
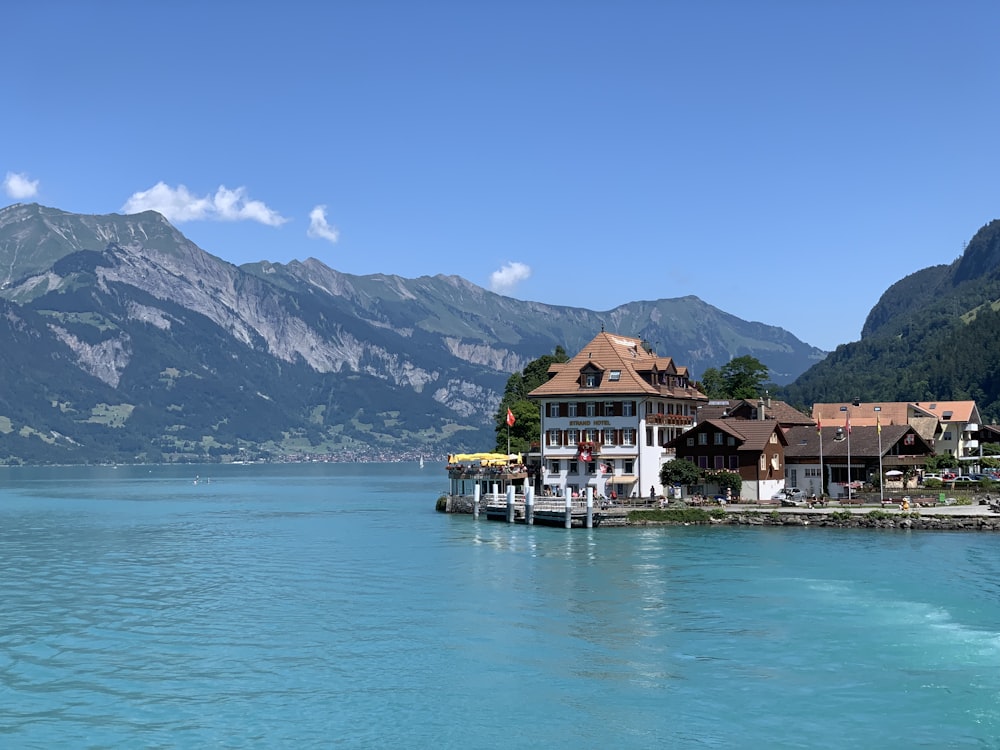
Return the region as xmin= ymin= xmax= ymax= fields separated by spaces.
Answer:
xmin=875 ymin=407 xmax=883 ymax=504
xmin=818 ymin=422 xmax=824 ymax=500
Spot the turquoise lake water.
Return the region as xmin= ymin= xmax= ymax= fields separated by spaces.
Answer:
xmin=1 ymin=462 xmax=999 ymax=748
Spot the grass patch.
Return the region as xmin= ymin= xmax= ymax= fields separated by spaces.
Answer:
xmin=627 ymin=507 xmax=726 ymax=523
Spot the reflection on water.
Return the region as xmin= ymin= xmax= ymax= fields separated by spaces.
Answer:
xmin=1 ymin=465 xmax=999 ymax=747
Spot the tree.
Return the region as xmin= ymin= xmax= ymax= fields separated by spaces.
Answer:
xmin=698 ymin=367 xmax=725 ymax=399
xmin=710 ymin=470 xmax=742 ymax=498
xmin=698 ymin=356 xmax=770 ymax=400
xmin=660 ymin=458 xmax=701 ymax=487
xmin=720 ymin=356 xmax=770 ymax=400
xmin=493 ymin=346 xmax=569 ymax=453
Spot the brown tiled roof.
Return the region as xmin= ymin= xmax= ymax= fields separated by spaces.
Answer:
xmin=783 ymin=425 xmax=934 ymax=459
xmin=528 ymin=331 xmax=707 ymax=400
xmin=699 ymin=399 xmax=813 ymax=426
xmin=665 ymin=418 xmax=786 ymax=452
xmin=812 ymin=400 xmax=979 ymax=428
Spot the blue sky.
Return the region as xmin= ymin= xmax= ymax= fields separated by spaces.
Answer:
xmin=4 ymin=1 xmax=999 ymax=353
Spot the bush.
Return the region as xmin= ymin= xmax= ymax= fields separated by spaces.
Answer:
xmin=627 ymin=507 xmax=724 ymax=524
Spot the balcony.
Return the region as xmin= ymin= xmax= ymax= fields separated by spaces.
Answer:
xmin=646 ymin=413 xmax=693 ymax=426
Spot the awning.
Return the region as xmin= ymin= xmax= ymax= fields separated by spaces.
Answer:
xmin=608 ymin=475 xmax=637 ymax=484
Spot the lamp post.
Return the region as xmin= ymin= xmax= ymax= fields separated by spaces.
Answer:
xmin=874 ymin=406 xmax=883 ymax=504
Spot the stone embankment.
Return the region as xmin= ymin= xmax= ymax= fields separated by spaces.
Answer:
xmin=440 ymin=495 xmax=1000 ymax=530
xmin=629 ymin=505 xmax=1000 ymax=531
xmin=715 ymin=510 xmax=1000 ymax=531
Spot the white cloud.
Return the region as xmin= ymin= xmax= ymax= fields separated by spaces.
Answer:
xmin=490 ymin=261 xmax=532 ymax=294
xmin=307 ymin=205 xmax=340 ymax=243
xmin=121 ymin=182 xmax=288 ymax=226
xmin=4 ymin=171 xmax=40 ymax=199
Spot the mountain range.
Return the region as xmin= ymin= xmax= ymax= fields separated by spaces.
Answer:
xmin=0 ymin=203 xmax=830 ymax=464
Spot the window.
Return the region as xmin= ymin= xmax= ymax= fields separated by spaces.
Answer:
xmin=943 ymin=432 xmax=953 ymax=441
xmin=759 ymin=454 xmax=767 ymax=471
xmin=548 ymin=429 xmax=561 ymax=446
xmin=904 ymin=433 xmax=915 ymax=446
xmin=548 ymin=460 xmax=560 ymax=473
xmin=603 ymin=430 xmax=614 ymax=447
xmin=549 ymin=403 xmax=560 ymax=418
xmin=609 ymin=370 xmax=621 ymax=381
xmin=623 ymin=428 xmax=635 ymax=446
xmin=714 ymin=456 xmax=724 ymax=469
xmin=624 ymin=460 xmax=634 ymax=474
xmin=728 ymin=455 xmax=739 ymax=470
xmin=587 ymin=462 xmax=597 ymax=475
xmin=698 ymin=456 xmax=708 ymax=469
xmin=567 ymin=429 xmax=579 ymax=445
xmin=586 ymin=402 xmax=596 ymax=417
xmin=569 ymin=461 xmax=579 ymax=474
xmin=769 ymin=433 xmax=778 ymax=443
xmin=714 ymin=432 xmax=723 ymax=445
xmin=568 ymin=402 xmax=577 ymax=417
xmin=686 ymin=437 xmax=694 ymax=447
xmin=586 ymin=429 xmax=598 ymax=443
xmin=604 ymin=401 xmax=614 ymax=416
xmin=623 ymin=402 xmax=633 ymax=417
xmin=585 ymin=373 xmax=597 ymax=387
xmin=727 ymin=436 xmax=736 ymax=446
xmin=698 ymin=432 xmax=708 ymax=445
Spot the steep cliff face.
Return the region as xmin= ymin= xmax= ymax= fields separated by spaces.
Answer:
xmin=0 ymin=203 xmax=825 ymax=463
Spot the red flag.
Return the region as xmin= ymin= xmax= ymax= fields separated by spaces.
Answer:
xmin=506 ymin=408 xmax=515 ymax=427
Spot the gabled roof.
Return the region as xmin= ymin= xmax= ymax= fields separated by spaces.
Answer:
xmin=527 ymin=331 xmax=707 ymax=400
xmin=665 ymin=418 xmax=786 ymax=453
xmin=698 ymin=398 xmax=813 ymax=426
xmin=812 ymin=400 xmax=980 ymax=428
xmin=783 ymin=425 xmax=934 ymax=459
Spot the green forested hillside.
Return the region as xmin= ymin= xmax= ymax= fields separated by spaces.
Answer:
xmin=781 ymin=219 xmax=1000 ymax=420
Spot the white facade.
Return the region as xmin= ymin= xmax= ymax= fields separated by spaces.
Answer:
xmin=537 ymin=397 xmax=698 ymax=499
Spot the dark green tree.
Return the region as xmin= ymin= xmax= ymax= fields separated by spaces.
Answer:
xmin=494 ymin=346 xmax=569 ymax=453
xmin=721 ymin=356 xmax=770 ymax=400
xmin=698 ymin=367 xmax=725 ymax=399
xmin=660 ymin=458 xmax=701 ymax=487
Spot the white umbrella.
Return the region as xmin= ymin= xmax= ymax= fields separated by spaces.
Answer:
xmin=885 ymin=470 xmax=904 ymax=477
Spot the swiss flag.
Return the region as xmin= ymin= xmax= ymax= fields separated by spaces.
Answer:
xmin=506 ymin=408 xmax=515 ymax=427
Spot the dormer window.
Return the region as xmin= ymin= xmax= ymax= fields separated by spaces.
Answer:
xmin=585 ymin=373 xmax=597 ymax=388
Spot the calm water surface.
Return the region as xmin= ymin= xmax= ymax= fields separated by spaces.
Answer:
xmin=1 ymin=463 xmax=999 ymax=748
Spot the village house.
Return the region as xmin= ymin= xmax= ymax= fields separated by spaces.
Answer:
xmin=812 ymin=401 xmax=983 ymax=466
xmin=664 ymin=416 xmax=788 ymax=502
xmin=527 ymin=331 xmax=707 ymax=500
xmin=783 ymin=424 xmax=936 ymax=499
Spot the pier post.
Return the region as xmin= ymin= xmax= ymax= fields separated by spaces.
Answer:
xmin=564 ymin=493 xmax=572 ymax=529
xmin=506 ymin=485 xmax=515 ymax=523
xmin=473 ymin=484 xmax=480 ymax=520
xmin=586 ymin=487 xmax=593 ymax=528
xmin=525 ymin=486 xmax=534 ymax=525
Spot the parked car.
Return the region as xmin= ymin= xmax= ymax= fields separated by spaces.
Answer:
xmin=922 ymin=474 xmax=942 ymax=483
xmin=779 ymin=488 xmax=808 ymax=506
xmin=952 ymin=476 xmax=977 ymax=484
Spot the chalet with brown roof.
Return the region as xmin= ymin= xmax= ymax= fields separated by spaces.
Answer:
xmin=527 ymin=331 xmax=707 ymax=499
xmin=812 ymin=401 xmax=983 ymax=464
xmin=784 ymin=424 xmax=935 ymax=499
xmin=664 ymin=418 xmax=787 ymax=502
xmin=697 ymin=398 xmax=813 ymax=427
